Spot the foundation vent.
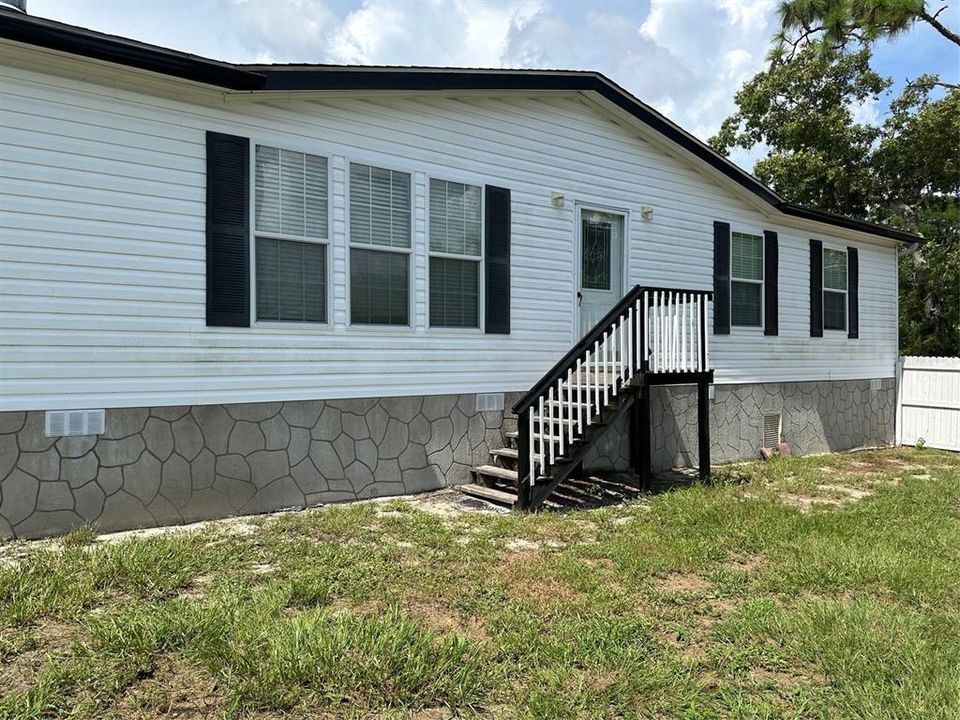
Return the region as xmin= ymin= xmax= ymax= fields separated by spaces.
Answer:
xmin=762 ymin=413 xmax=782 ymax=449
xmin=476 ymin=393 xmax=505 ymax=412
xmin=870 ymin=378 xmax=882 ymax=392
xmin=45 ymin=409 xmax=105 ymax=437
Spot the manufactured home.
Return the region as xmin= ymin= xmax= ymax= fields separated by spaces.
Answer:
xmin=0 ymin=11 xmax=920 ymax=537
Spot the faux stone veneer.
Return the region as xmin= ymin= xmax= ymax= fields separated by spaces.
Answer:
xmin=0 ymin=393 xmax=520 ymax=539
xmin=582 ymin=378 xmax=896 ymax=473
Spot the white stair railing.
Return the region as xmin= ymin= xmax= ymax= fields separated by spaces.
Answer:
xmin=513 ymin=285 xmax=713 ymax=506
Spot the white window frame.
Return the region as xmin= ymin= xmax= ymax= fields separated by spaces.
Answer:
xmin=729 ymin=227 xmax=765 ymax=330
xmin=822 ymin=244 xmax=848 ymax=333
xmin=346 ymin=161 xmax=414 ymax=329
xmin=426 ymin=176 xmax=485 ymax=333
xmin=249 ymin=139 xmax=333 ymax=328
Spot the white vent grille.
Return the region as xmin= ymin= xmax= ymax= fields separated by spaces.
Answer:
xmin=870 ymin=378 xmax=882 ymax=392
xmin=476 ymin=393 xmax=505 ymax=412
xmin=45 ymin=409 xmax=105 ymax=438
xmin=762 ymin=413 xmax=782 ymax=449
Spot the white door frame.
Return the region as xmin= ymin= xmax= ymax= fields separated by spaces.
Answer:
xmin=573 ymin=202 xmax=631 ymax=342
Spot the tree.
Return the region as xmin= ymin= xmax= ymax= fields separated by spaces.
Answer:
xmin=772 ymin=0 xmax=959 ymax=68
xmin=711 ymin=47 xmax=888 ymax=216
xmin=710 ymin=5 xmax=960 ymax=356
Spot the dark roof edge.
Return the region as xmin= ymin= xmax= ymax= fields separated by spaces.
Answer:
xmin=777 ymin=202 xmax=921 ymax=244
xmin=0 ymin=12 xmax=265 ymax=90
xmin=0 ymin=12 xmax=922 ymax=245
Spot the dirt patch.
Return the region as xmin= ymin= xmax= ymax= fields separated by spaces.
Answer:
xmin=748 ymin=663 xmax=828 ymax=689
xmin=110 ymin=655 xmax=225 ymax=719
xmin=727 ymin=553 xmax=765 ymax=575
xmin=816 ymin=483 xmax=872 ymax=500
xmin=404 ymin=597 xmax=489 ymax=644
xmin=0 ymin=620 xmax=78 ymax=696
xmin=497 ymin=550 xmax=583 ymax=607
xmin=654 ymin=573 xmax=712 ymax=594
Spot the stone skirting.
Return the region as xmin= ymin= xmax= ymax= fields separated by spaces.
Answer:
xmin=581 ymin=377 xmax=896 ymax=472
xmin=0 ymin=393 xmax=519 ymax=539
xmin=0 ymin=380 xmax=894 ymax=539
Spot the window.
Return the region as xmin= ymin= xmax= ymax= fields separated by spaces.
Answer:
xmin=350 ymin=163 xmax=411 ymax=325
xmin=823 ymin=247 xmax=847 ymax=331
xmin=429 ymin=179 xmax=482 ymax=328
xmin=731 ymin=231 xmax=763 ymax=327
xmin=581 ymin=218 xmax=612 ymax=290
xmin=254 ymin=145 xmax=328 ymax=322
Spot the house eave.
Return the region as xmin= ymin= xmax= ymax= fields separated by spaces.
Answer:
xmin=0 ymin=11 xmax=924 ymax=247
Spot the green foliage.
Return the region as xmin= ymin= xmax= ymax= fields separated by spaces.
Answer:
xmin=711 ymin=47 xmax=888 ymax=215
xmin=771 ymin=0 xmax=958 ymax=63
xmin=1 ymin=449 xmax=959 ymax=718
xmin=711 ymin=37 xmax=959 ymax=355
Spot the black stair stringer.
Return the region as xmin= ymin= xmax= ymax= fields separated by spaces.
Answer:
xmin=525 ymin=386 xmax=641 ymax=510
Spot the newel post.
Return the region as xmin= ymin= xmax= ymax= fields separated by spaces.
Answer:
xmin=697 ymin=378 xmax=711 ymax=483
xmin=516 ymin=408 xmax=532 ymax=510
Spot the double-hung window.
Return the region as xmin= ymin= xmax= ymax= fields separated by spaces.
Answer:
xmin=349 ymin=163 xmax=411 ymax=325
xmin=429 ymin=179 xmax=482 ymax=328
xmin=730 ymin=231 xmax=763 ymax=327
xmin=823 ymin=247 xmax=847 ymax=331
xmin=254 ymin=145 xmax=328 ymax=323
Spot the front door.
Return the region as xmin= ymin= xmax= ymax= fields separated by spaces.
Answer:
xmin=578 ymin=208 xmax=624 ymax=337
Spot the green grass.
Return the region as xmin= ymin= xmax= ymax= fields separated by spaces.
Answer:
xmin=0 ymin=447 xmax=958 ymax=719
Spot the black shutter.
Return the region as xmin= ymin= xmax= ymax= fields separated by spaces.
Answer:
xmin=810 ymin=239 xmax=823 ymax=337
xmin=847 ymin=247 xmax=859 ymax=339
xmin=484 ymin=185 xmax=511 ymax=334
xmin=713 ymin=221 xmax=730 ymax=335
xmin=206 ymin=131 xmax=250 ymax=327
xmin=764 ymin=230 xmax=778 ymax=336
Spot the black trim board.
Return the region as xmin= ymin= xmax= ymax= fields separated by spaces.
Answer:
xmin=0 ymin=11 xmax=923 ymax=246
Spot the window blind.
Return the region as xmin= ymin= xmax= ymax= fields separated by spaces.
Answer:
xmin=350 ymin=163 xmax=411 ymax=248
xmin=731 ymin=231 xmax=763 ymax=327
xmin=256 ymin=238 xmax=326 ymax=323
xmin=823 ymin=248 xmax=847 ymax=331
xmin=255 ymin=146 xmax=328 ymax=239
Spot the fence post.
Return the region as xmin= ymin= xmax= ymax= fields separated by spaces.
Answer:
xmin=895 ymin=356 xmax=903 ymax=447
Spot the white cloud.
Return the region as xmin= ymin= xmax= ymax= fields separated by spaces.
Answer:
xmin=31 ymin=0 xmax=785 ymax=169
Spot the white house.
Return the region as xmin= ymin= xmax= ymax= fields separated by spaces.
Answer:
xmin=0 ymin=10 xmax=920 ymax=536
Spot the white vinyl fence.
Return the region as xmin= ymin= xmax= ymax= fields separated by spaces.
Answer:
xmin=896 ymin=356 xmax=960 ymax=451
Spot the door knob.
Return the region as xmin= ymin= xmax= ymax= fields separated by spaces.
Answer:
xmin=577 ymin=291 xmax=583 ymax=306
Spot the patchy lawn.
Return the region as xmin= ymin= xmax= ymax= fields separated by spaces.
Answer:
xmin=1 ymin=447 xmax=959 ymax=719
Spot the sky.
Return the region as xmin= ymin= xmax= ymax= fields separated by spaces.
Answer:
xmin=25 ymin=0 xmax=960 ymax=170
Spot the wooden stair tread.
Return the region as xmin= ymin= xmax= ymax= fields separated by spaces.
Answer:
xmin=470 ymin=464 xmax=519 ymax=482
xmin=490 ymin=448 xmax=543 ymax=462
xmin=456 ymin=483 xmax=517 ymax=505
xmin=504 ymin=430 xmax=518 ymax=439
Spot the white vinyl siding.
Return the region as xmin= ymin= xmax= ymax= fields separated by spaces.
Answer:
xmin=349 ymin=163 xmax=411 ymax=326
xmin=253 ymin=145 xmax=328 ymax=323
xmin=0 ymin=46 xmax=901 ymax=411
xmin=730 ymin=231 xmax=763 ymax=327
xmin=823 ymin=247 xmax=848 ymax=332
xmin=429 ymin=179 xmax=482 ymax=328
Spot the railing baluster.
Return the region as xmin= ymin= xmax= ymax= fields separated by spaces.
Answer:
xmin=611 ymin=324 xmax=618 ymax=397
xmin=566 ymin=369 xmax=574 ymax=448
xmin=538 ymin=394 xmax=546 ymax=477
xmin=527 ymin=408 xmax=536 ymax=485
xmin=703 ymin=294 xmax=710 ymax=370
xmin=593 ymin=339 xmax=600 ymax=415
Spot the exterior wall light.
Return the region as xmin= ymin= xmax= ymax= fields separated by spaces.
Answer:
xmin=550 ymin=192 xmax=565 ymax=208
xmin=641 ymin=206 xmax=654 ymax=221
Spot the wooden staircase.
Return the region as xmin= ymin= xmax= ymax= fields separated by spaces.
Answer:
xmin=458 ymin=285 xmax=715 ymax=511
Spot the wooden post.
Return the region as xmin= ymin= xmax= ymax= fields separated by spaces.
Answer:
xmin=631 ymin=384 xmax=652 ymax=491
xmin=516 ymin=408 xmax=532 ymax=511
xmin=697 ymin=378 xmax=711 ymax=483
